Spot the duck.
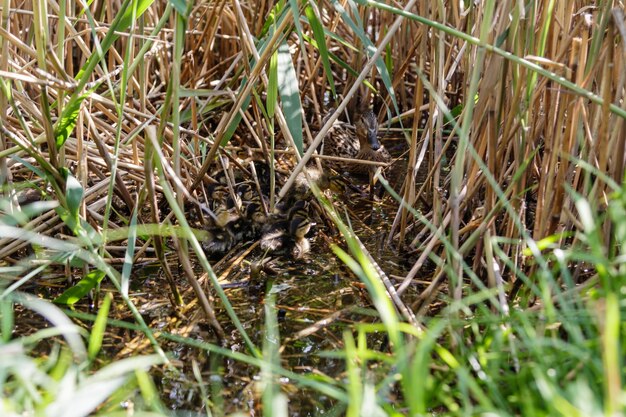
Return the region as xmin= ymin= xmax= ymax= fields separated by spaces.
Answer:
xmin=201 ymin=183 xmax=244 ymax=254
xmin=320 ymin=108 xmax=391 ymax=176
xmin=201 ymin=208 xmax=240 ymax=254
xmin=260 ymin=201 xmax=312 ymax=257
xmin=352 ymin=109 xmax=392 ymax=175
xmin=201 ymin=227 xmax=236 ymax=254
xmin=289 ymin=215 xmax=312 ymax=257
xmin=242 ymin=195 xmax=269 ymax=238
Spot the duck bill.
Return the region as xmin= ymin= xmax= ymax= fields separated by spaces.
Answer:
xmin=368 ymin=131 xmax=381 ymax=150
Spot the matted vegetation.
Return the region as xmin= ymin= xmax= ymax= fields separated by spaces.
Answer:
xmin=1 ymin=0 xmax=625 ymax=415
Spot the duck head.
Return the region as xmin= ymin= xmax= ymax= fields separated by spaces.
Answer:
xmin=355 ymin=110 xmax=381 ymax=151
xmin=289 ymin=216 xmax=311 ymax=239
xmin=236 ymin=182 xmax=255 ymax=201
xmin=287 ymin=200 xmax=309 ymax=219
xmin=245 ymin=201 xmax=267 ymax=224
xmin=207 ymin=183 xmax=228 ymax=201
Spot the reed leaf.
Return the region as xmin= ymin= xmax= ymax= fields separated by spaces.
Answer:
xmin=305 ymin=5 xmax=336 ymax=98
xmin=268 ymin=50 xmax=279 ymax=119
xmin=53 ymin=270 xmax=106 ymax=306
xmin=288 ymin=0 xmax=303 ymax=40
xmin=54 ymin=90 xmax=91 ymax=149
xmin=88 ymin=292 xmax=112 ymax=361
xmin=120 ymin=207 xmax=138 ymax=297
xmin=74 ymin=0 xmax=154 ymax=87
xmin=55 ymin=0 xmax=155 ymax=148
xmin=277 ymin=41 xmax=303 ymax=155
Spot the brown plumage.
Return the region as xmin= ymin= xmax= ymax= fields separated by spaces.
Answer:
xmin=260 ymin=201 xmax=312 ymax=257
xmin=320 ymin=109 xmax=391 ymax=175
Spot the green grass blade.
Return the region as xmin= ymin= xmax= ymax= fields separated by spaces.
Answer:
xmin=288 ymin=0 xmax=303 ymax=40
xmin=305 ymin=5 xmax=336 ymax=98
xmin=222 ymin=83 xmax=252 ymax=146
xmin=277 ymin=41 xmax=303 ymax=156
xmin=262 ymin=289 xmax=288 ymax=417
xmin=54 ymin=89 xmax=91 ymax=149
xmin=0 ymin=297 xmax=14 ymax=343
xmin=120 ymin=207 xmax=138 ymax=297
xmin=267 ymin=49 xmax=278 ymax=119
xmin=602 ymin=292 xmax=622 ymax=416
xmin=343 ymin=331 xmax=362 ymax=417
xmin=169 ymin=0 xmax=186 ymax=15
xmin=74 ymin=0 xmax=154 ymax=88
xmin=302 ymin=32 xmax=375 ymax=91
xmin=55 ymin=0 xmax=155 ymax=148
xmin=12 ymin=292 xmax=88 ymax=359
xmin=53 ymin=270 xmax=106 ymax=306
xmin=258 ymin=1 xmax=286 ymax=39
xmin=88 ymin=292 xmax=112 ymax=361
xmin=63 ymin=171 xmax=83 ymax=222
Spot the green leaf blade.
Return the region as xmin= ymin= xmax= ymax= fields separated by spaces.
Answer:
xmin=55 ymin=91 xmax=90 ymax=149
xmin=268 ymin=50 xmax=279 ymax=119
xmin=88 ymin=292 xmax=113 ymax=361
xmin=305 ymin=5 xmax=336 ymax=98
xmin=277 ymin=42 xmax=303 ymax=156
xmin=53 ymin=270 xmax=106 ymax=306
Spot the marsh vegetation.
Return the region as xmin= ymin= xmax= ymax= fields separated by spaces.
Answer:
xmin=1 ymin=0 xmax=625 ymax=416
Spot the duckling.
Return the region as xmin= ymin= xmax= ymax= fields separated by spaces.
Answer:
xmin=260 ymin=201 xmax=312 ymax=257
xmin=274 ymin=195 xmax=310 ymax=220
xmin=245 ymin=200 xmax=268 ymax=225
xmin=201 ymin=191 xmax=244 ymax=252
xmin=235 ymin=198 xmax=267 ymax=240
xmin=235 ymin=181 xmax=256 ymax=202
xmin=286 ymin=200 xmax=309 ymax=220
xmin=213 ymin=202 xmax=240 ymax=228
xmin=290 ymin=214 xmax=311 ymax=239
xmin=206 ymin=183 xmax=229 ymax=201
xmin=201 ymin=227 xmax=236 ymax=254
xmin=320 ymin=109 xmax=391 ymax=176
xmin=289 ymin=215 xmax=312 ymax=258
xmin=229 ymin=180 xmax=269 ymax=239
xmin=259 ymin=219 xmax=292 ymax=252
xmin=260 ymin=217 xmax=312 ymax=257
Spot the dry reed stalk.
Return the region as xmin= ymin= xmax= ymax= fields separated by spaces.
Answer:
xmin=174 ymin=232 xmax=226 ymax=341
xmin=0 ymin=211 xmax=60 ymax=259
xmin=610 ymin=8 xmax=626 ymax=187
xmin=0 ymin=0 xmax=9 ymax=201
xmin=396 ymin=75 xmax=422 ymax=245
